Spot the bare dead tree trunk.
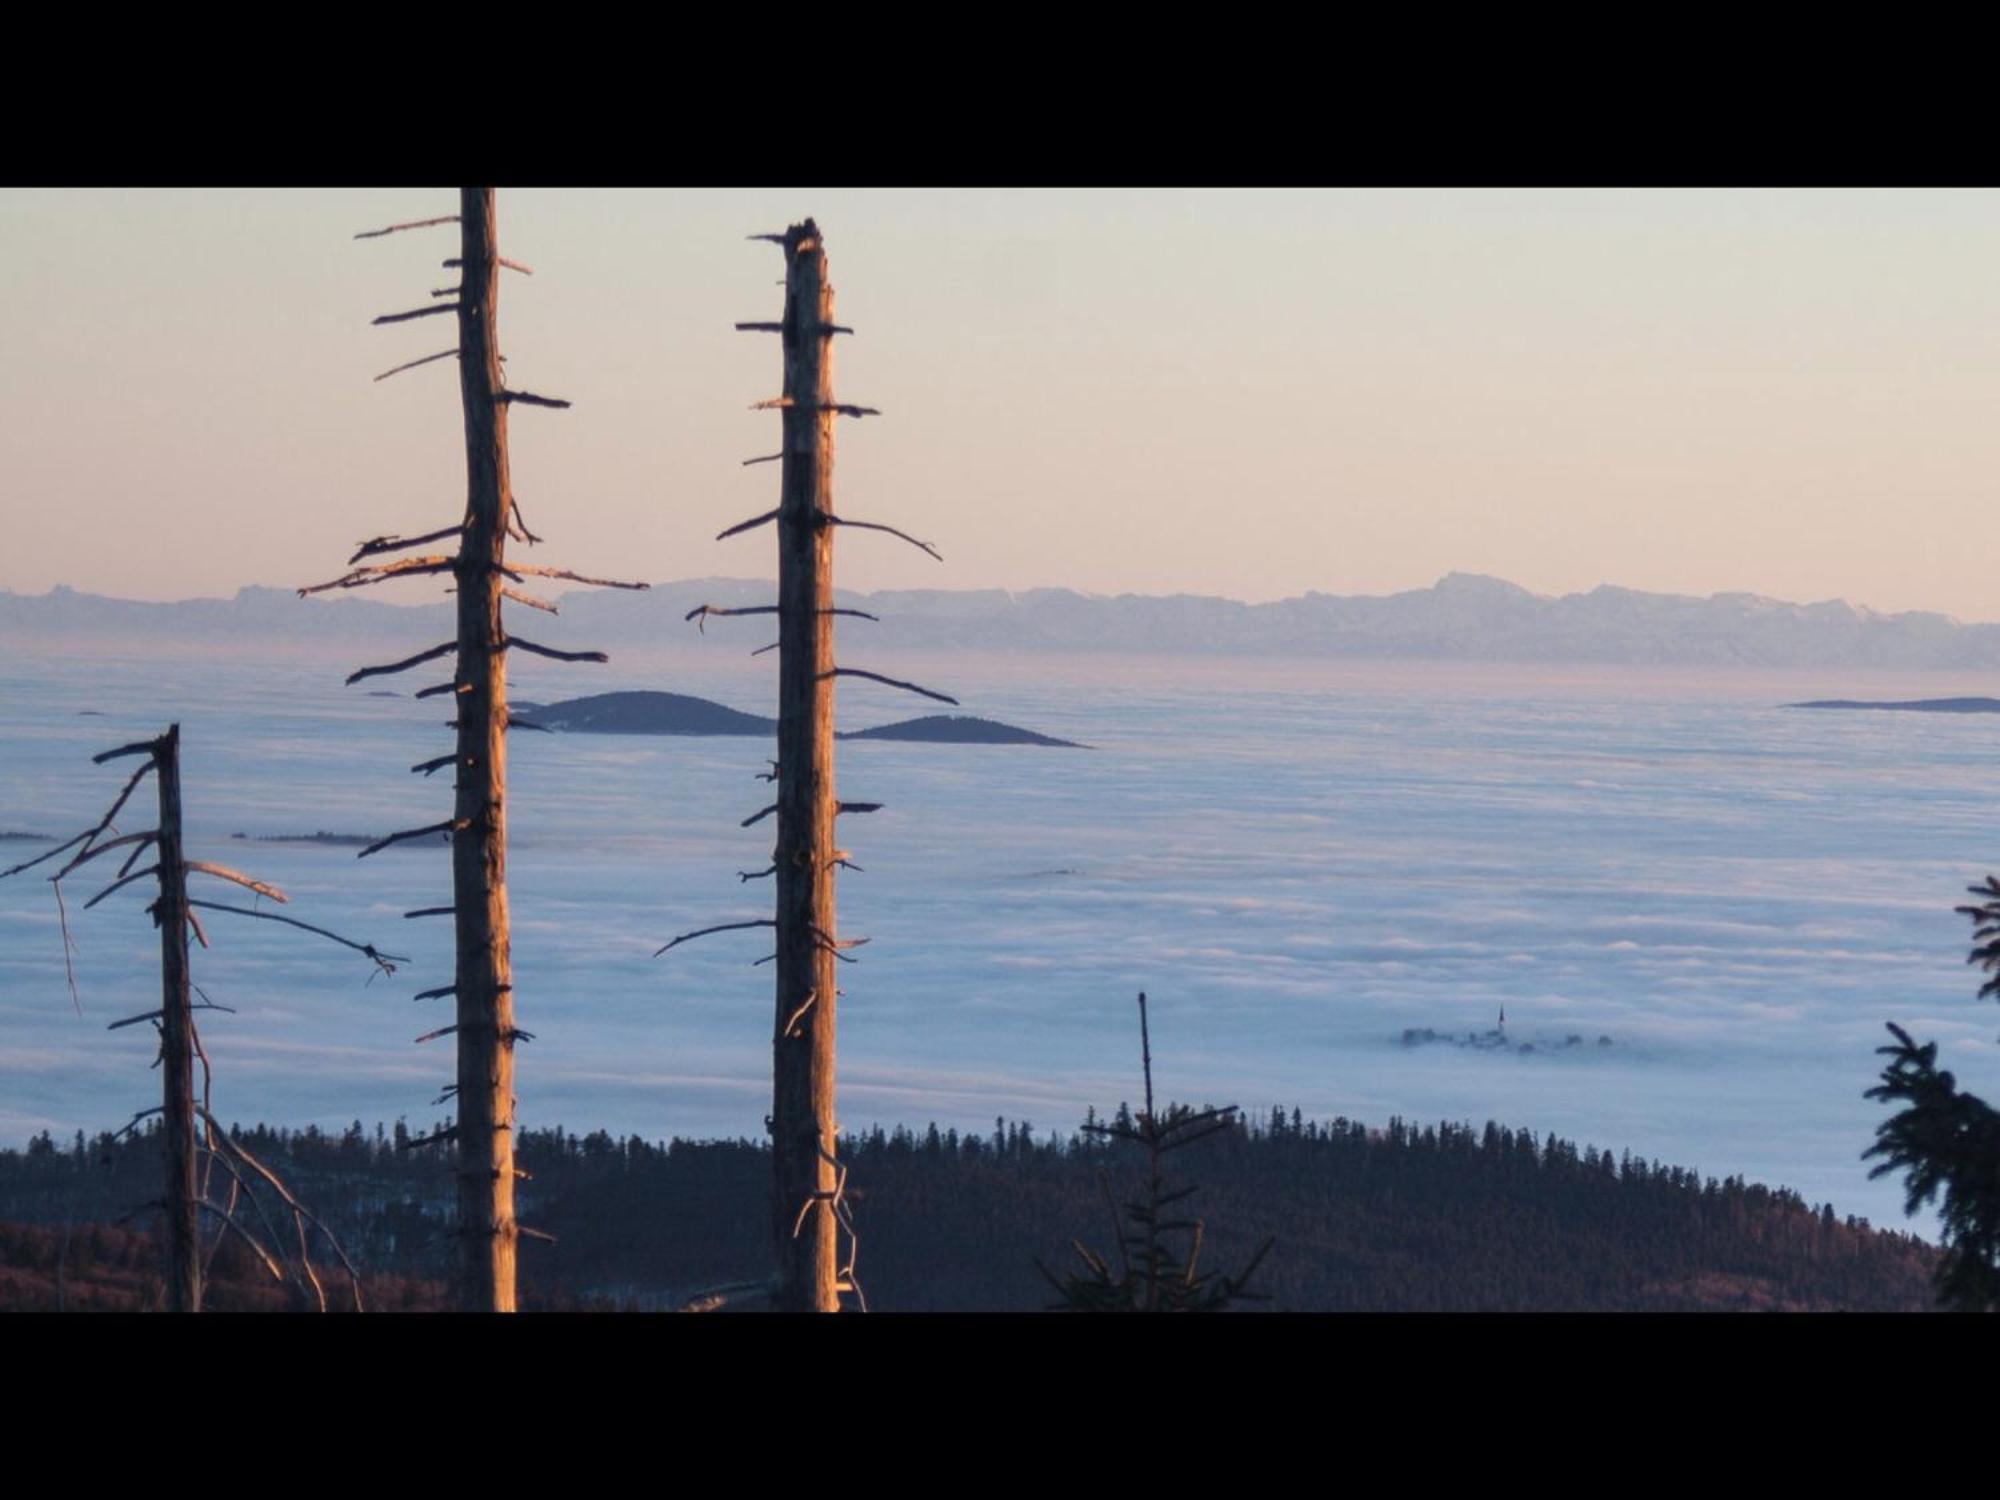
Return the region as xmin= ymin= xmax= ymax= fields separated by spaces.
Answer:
xmin=665 ymin=217 xmax=943 ymax=1312
xmin=330 ymin=190 xmax=628 ymax=1313
xmin=772 ymin=221 xmax=841 ymax=1312
xmin=452 ymin=186 xmax=517 ymax=1313
xmin=154 ymin=723 xmax=200 ymax=1313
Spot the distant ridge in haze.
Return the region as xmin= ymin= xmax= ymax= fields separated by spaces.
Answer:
xmin=11 ymin=574 xmax=2000 ymax=668
xmin=1788 ymin=697 xmax=2000 ymax=713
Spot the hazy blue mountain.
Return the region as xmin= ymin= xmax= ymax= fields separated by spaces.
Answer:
xmin=9 ymin=573 xmax=2000 ymax=667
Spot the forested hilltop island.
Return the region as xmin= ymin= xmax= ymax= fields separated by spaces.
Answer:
xmin=512 ymin=692 xmax=1085 ymax=747
xmin=0 ymin=1110 xmax=1935 ymax=1312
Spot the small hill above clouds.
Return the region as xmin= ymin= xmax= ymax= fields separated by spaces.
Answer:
xmin=6 ymin=575 xmax=1995 ymax=668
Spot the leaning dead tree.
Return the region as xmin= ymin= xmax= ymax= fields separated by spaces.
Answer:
xmin=0 ymin=725 xmax=398 ymax=1311
xmin=313 ymin=190 xmax=644 ymax=1312
xmin=663 ymin=219 xmax=950 ymax=1312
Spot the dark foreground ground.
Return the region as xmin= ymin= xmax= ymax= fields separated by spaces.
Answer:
xmin=0 ymin=1109 xmax=1939 ymax=1311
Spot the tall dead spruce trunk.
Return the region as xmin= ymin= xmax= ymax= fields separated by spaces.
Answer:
xmin=449 ymin=188 xmax=520 ymax=1313
xmin=323 ymin=189 xmax=641 ymax=1312
xmin=771 ymin=224 xmax=843 ymax=1312
xmin=667 ymin=220 xmax=951 ymax=1311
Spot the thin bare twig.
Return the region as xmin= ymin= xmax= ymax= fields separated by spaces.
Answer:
xmin=185 ymin=899 xmax=408 ymax=975
xmin=820 ymin=513 xmax=943 ymax=561
xmin=821 ymin=667 xmax=958 ymax=705
xmin=654 ymin=919 xmax=776 ymax=958
xmin=356 ymin=820 xmax=461 ymax=859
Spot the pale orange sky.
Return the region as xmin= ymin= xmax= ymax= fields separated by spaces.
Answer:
xmin=3 ymin=187 xmax=1997 ymax=618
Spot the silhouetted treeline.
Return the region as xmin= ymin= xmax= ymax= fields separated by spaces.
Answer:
xmin=0 ymin=1108 xmax=1938 ymax=1310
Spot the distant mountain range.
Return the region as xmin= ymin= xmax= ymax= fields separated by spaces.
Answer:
xmin=10 ymin=573 xmax=2000 ymax=669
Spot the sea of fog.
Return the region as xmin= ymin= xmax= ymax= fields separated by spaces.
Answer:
xmin=5 ymin=641 xmax=1999 ymax=1234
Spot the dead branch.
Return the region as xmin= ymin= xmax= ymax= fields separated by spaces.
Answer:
xmin=837 ymin=802 xmax=882 ymax=815
xmin=518 ymin=1225 xmax=556 ymax=1244
xmin=93 ymin=738 xmax=163 ymax=765
xmin=822 ymin=667 xmax=958 ymax=705
xmin=185 ymin=907 xmax=207 ymax=948
xmin=412 ymin=753 xmax=457 ymax=775
xmin=502 ymin=636 xmax=608 ymax=665
xmin=346 ymin=641 xmax=456 ymax=685
xmin=299 ymin=556 xmax=454 ymax=597
xmin=1 ymin=830 xmax=88 ymax=881
xmin=195 ymin=1198 xmax=289 ymax=1285
xmin=502 ymin=586 xmax=559 ymax=615
xmin=200 ymin=1111 xmax=365 ymax=1311
xmin=356 ymin=215 xmax=460 ymax=239
xmin=781 ymin=991 xmax=817 ymax=1040
xmin=743 ymin=452 xmax=783 ymax=466
xmin=717 ymin=508 xmax=779 ymax=542
xmin=511 ymin=564 xmax=649 ymax=591
xmin=413 ymin=683 xmax=461 ymax=701
xmin=185 ymin=899 xmax=408 ymax=974
xmin=654 ymin=918 xmax=776 ymax=957
xmin=820 ymin=513 xmax=943 ymax=561
xmin=374 ymin=348 xmax=458 ymax=383
xmin=736 ymin=321 xmax=783 ymax=332
xmin=120 ymin=836 xmax=157 ymax=879
xmin=414 ymin=985 xmax=456 ymax=1001
xmin=107 ymin=999 xmax=235 ymax=1031
xmin=405 ymin=906 xmax=454 ymax=919
xmin=683 ymin=603 xmax=877 ymax=630
xmin=415 ymin=1024 xmax=458 ymax=1044
xmin=510 ymin=497 xmax=542 ymax=545
xmin=442 ymin=255 xmax=532 ymax=275
xmin=374 ymin=303 xmax=458 ymax=325
xmin=349 ymin=525 xmax=464 ymax=565
xmin=741 ymin=803 xmax=778 ymax=828
xmin=183 ymin=861 xmax=287 ymax=904
xmin=84 ymin=864 xmax=159 ymax=910
xmin=47 ymin=829 xmax=155 ymax=881
xmin=740 ymin=866 xmax=777 ymax=882
xmin=356 ymin=820 xmax=460 ymax=859
xmin=498 ymin=390 xmax=570 ymax=409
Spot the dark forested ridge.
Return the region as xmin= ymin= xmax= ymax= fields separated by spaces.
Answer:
xmin=0 ymin=1110 xmax=1936 ymax=1311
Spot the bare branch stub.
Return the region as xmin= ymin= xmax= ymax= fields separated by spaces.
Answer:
xmin=374 ymin=348 xmax=458 ymax=383
xmin=349 ymin=525 xmax=465 ymax=566
xmin=356 ymin=214 xmax=460 ymax=239
xmin=374 ymin=302 xmax=459 ymax=325
xmin=346 ymin=640 xmax=456 ymax=686
xmin=502 ymin=636 xmax=608 ymax=666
